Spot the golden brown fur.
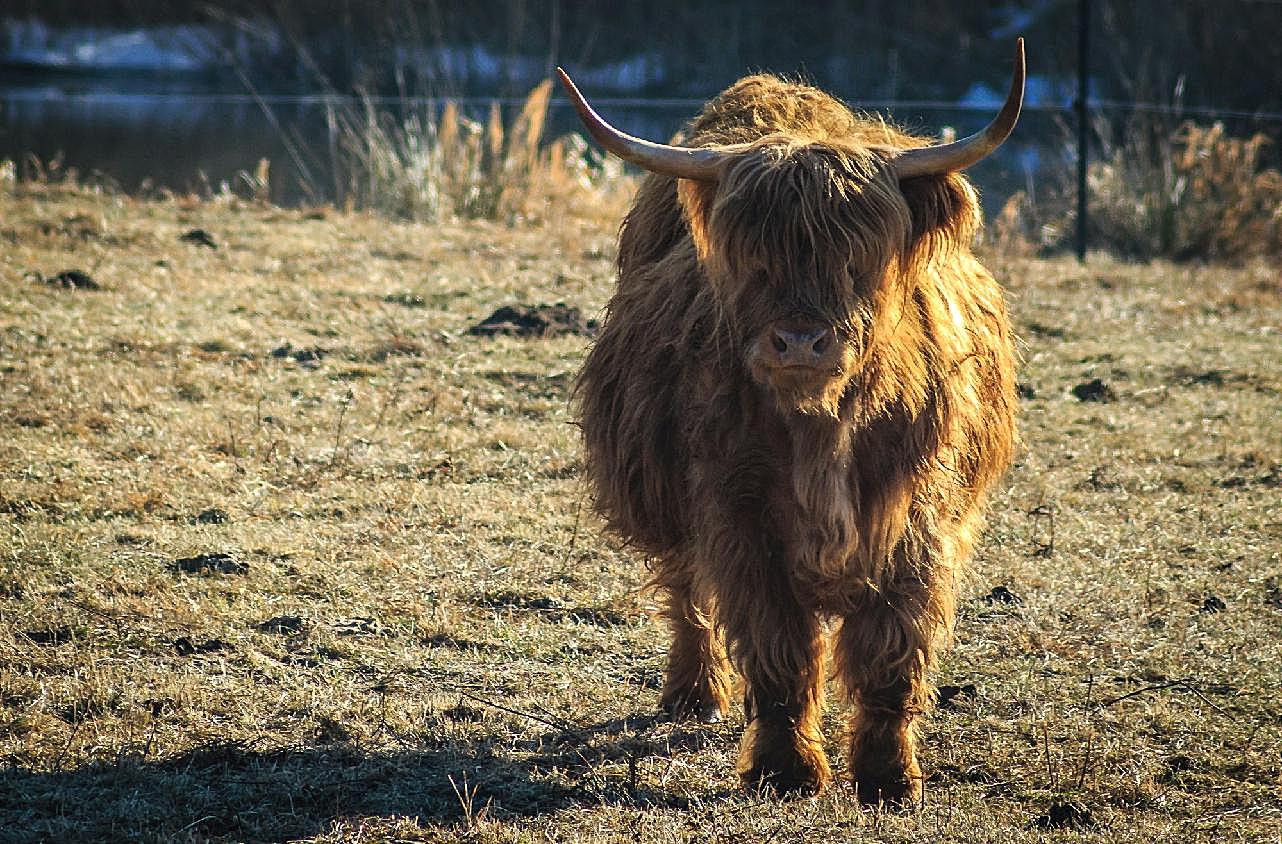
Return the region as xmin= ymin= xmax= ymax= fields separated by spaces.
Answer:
xmin=576 ymin=74 xmax=1017 ymax=802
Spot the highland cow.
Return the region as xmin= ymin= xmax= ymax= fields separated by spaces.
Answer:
xmin=557 ymin=40 xmax=1024 ymax=805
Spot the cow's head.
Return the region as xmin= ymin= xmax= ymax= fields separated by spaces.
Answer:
xmin=558 ymin=41 xmax=1024 ymax=417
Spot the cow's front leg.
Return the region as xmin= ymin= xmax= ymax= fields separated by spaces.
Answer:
xmin=653 ymin=562 xmax=731 ymax=722
xmin=717 ymin=570 xmax=830 ymax=794
xmin=835 ymin=571 xmax=953 ymax=807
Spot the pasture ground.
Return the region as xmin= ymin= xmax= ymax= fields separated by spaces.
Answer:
xmin=1 ymin=181 xmax=1279 ymax=842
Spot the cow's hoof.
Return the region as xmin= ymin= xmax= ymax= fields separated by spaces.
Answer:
xmin=661 ymin=702 xmax=723 ymax=724
xmin=738 ymin=726 xmax=831 ymax=795
xmin=850 ymin=724 xmax=923 ymax=808
xmin=851 ymin=753 xmax=923 ymax=809
xmin=660 ymin=691 xmax=726 ymax=724
xmin=740 ymin=760 xmax=829 ymax=795
xmin=852 ymin=772 xmax=923 ymax=809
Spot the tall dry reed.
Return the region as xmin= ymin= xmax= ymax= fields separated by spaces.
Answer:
xmin=329 ymin=80 xmax=633 ymax=224
xmin=1084 ymin=120 xmax=1282 ymax=261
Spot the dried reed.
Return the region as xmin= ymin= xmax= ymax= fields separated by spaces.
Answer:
xmin=331 ymin=79 xmax=632 ymax=224
xmin=1085 ymin=121 xmax=1282 ymax=261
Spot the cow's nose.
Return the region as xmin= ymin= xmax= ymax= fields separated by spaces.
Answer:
xmin=771 ymin=326 xmax=831 ymax=365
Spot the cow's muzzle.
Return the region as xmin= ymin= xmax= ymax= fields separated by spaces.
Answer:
xmin=760 ymin=320 xmax=843 ymax=372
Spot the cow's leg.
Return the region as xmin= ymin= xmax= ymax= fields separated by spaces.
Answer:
xmin=690 ymin=461 xmax=830 ymax=793
xmin=834 ymin=563 xmax=954 ymax=807
xmin=654 ymin=563 xmax=731 ymax=722
xmin=717 ymin=575 xmax=830 ymax=794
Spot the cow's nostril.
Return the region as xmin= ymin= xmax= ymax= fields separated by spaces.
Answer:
xmin=811 ymin=333 xmax=829 ymax=354
xmin=772 ymin=333 xmax=789 ymax=354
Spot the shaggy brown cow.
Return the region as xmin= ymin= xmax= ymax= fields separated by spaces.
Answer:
xmin=557 ymin=40 xmax=1023 ymax=805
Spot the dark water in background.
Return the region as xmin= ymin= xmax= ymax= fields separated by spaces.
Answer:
xmin=0 ymin=74 xmax=1066 ymax=214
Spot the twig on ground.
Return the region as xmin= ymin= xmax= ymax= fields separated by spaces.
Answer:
xmin=1093 ymin=678 xmax=1229 ymax=715
xmin=456 ymin=689 xmax=576 ymax=735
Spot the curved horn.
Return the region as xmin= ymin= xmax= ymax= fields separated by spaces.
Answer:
xmin=891 ymin=38 xmax=1026 ymax=179
xmin=556 ymin=67 xmax=728 ymax=181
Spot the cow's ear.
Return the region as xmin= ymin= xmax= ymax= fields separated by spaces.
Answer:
xmin=677 ymin=177 xmax=719 ymax=263
xmin=899 ymin=171 xmax=981 ymax=256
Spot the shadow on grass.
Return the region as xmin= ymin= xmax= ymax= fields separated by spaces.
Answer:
xmin=0 ymin=714 xmax=730 ymax=842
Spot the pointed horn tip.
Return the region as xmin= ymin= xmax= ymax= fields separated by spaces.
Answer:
xmin=1006 ymin=38 xmax=1026 ymax=113
xmin=1012 ymin=39 xmax=1026 ymax=91
xmin=1009 ymin=38 xmax=1027 ymax=118
xmin=890 ymin=39 xmax=1026 ymax=179
xmin=554 ymin=67 xmax=574 ymax=92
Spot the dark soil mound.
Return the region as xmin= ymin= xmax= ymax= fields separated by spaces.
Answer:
xmin=1071 ymin=378 xmax=1116 ymax=402
xmin=467 ymin=303 xmax=596 ymax=338
xmin=35 ymin=269 xmax=100 ymax=290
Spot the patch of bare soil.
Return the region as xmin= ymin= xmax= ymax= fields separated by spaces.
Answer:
xmin=1071 ymin=377 xmax=1117 ymax=402
xmin=30 ymin=268 xmax=100 ymax=290
xmin=467 ymin=303 xmax=597 ymax=338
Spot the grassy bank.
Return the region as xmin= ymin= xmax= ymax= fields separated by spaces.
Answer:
xmin=0 ymin=179 xmax=1279 ymax=842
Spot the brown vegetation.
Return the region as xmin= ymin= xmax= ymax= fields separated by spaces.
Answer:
xmin=329 ymin=80 xmax=633 ymax=224
xmin=0 ymin=168 xmax=1279 ymax=840
xmin=998 ymin=119 xmax=1282 ymax=262
xmin=1085 ymin=121 xmax=1282 ymax=262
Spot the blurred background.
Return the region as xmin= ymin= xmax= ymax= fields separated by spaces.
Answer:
xmin=4 ymin=1 xmax=1281 ymax=258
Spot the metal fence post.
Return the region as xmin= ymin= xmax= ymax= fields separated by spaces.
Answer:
xmin=1076 ymin=0 xmax=1091 ymax=262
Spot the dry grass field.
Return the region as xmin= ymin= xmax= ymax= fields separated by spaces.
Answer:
xmin=1 ymin=177 xmax=1279 ymax=842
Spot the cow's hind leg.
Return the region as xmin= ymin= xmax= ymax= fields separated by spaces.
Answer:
xmin=835 ymin=562 xmax=955 ymax=807
xmin=654 ymin=563 xmax=731 ymax=723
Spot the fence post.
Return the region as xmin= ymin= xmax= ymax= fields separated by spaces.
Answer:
xmin=1076 ymin=0 xmax=1091 ymax=262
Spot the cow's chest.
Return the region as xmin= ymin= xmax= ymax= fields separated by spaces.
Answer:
xmin=769 ymin=446 xmax=867 ymax=605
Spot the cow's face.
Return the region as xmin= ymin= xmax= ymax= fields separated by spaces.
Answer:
xmin=555 ymin=54 xmax=1020 ymax=416
xmin=679 ymin=142 xmax=912 ymax=417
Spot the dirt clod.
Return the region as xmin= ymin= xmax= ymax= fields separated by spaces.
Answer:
xmin=1033 ymin=801 xmax=1095 ymax=830
xmin=1072 ymin=378 xmax=1116 ymax=402
xmin=257 ymin=615 xmax=307 ymax=634
xmin=981 ymin=585 xmax=1023 ymax=605
xmin=467 ymin=303 xmax=597 ymax=338
xmin=23 ymin=628 xmax=73 ymax=646
xmin=180 ymin=228 xmax=218 ymax=248
xmin=1174 ymin=367 xmax=1230 ymax=386
xmin=1025 ymin=322 xmax=1068 ymax=339
xmin=477 ymin=591 xmax=565 ymax=612
xmin=271 ymin=343 xmax=328 ymax=364
xmin=35 ymin=269 xmax=100 ymax=290
xmin=332 ymin=617 xmax=382 ymax=636
xmin=313 ymin=716 xmax=351 ymax=744
xmin=936 ymin=683 xmax=978 ymax=710
xmin=1199 ymin=595 xmax=1227 ymax=613
xmin=383 ymin=292 xmax=426 ymax=308
xmin=173 ymin=552 xmax=248 ymax=576
xmin=174 ymin=636 xmax=231 ymax=655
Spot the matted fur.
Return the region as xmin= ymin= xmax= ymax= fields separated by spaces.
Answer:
xmin=576 ymin=74 xmax=1017 ymax=801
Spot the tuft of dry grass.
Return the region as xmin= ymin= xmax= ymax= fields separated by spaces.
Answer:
xmin=330 ymin=80 xmax=634 ymax=225
xmin=1047 ymin=120 xmax=1282 ymax=262
xmin=0 ymin=177 xmax=1280 ymax=842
